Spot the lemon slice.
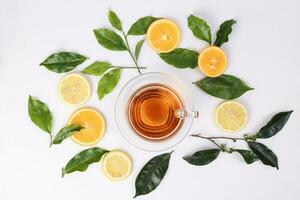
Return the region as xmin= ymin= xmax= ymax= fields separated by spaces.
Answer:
xmin=102 ymin=150 xmax=132 ymax=181
xmin=215 ymin=101 xmax=248 ymax=133
xmin=147 ymin=19 xmax=180 ymax=53
xmin=68 ymin=108 xmax=106 ymax=146
xmin=59 ymin=73 xmax=90 ymax=106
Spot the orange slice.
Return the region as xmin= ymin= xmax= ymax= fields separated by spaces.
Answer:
xmin=68 ymin=108 xmax=106 ymax=146
xmin=198 ymin=46 xmax=227 ymax=77
xmin=147 ymin=19 xmax=180 ymax=53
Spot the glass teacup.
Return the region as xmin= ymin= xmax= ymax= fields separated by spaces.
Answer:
xmin=115 ymin=72 xmax=198 ymax=152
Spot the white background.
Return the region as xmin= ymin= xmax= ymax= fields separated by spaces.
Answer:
xmin=1 ymin=0 xmax=300 ymax=199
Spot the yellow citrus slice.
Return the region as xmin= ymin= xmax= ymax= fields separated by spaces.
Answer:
xmin=147 ymin=19 xmax=180 ymax=53
xmin=198 ymin=46 xmax=227 ymax=77
xmin=102 ymin=150 xmax=132 ymax=181
xmin=68 ymin=108 xmax=106 ymax=146
xmin=215 ymin=101 xmax=248 ymax=133
xmin=59 ymin=73 xmax=90 ymax=106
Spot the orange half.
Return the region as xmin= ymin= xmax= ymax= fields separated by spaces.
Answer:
xmin=198 ymin=46 xmax=227 ymax=77
xmin=147 ymin=19 xmax=180 ymax=53
xmin=68 ymin=108 xmax=106 ymax=146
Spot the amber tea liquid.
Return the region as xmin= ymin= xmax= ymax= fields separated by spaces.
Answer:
xmin=127 ymin=84 xmax=184 ymax=141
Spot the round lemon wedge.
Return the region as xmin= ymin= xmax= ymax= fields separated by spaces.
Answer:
xmin=59 ymin=73 xmax=90 ymax=106
xmin=215 ymin=101 xmax=248 ymax=133
xmin=102 ymin=150 xmax=132 ymax=181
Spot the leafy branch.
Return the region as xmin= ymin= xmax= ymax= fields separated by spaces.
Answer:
xmin=184 ymin=111 xmax=293 ymax=169
xmin=94 ymin=10 xmax=157 ymax=75
xmin=106 ymin=9 xmax=143 ymax=74
xmin=121 ymin=31 xmax=141 ymax=73
xmin=90 ymin=10 xmax=161 ymax=100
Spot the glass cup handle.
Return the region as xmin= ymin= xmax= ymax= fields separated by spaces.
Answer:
xmin=191 ymin=110 xmax=199 ymax=118
xmin=175 ymin=109 xmax=199 ymax=118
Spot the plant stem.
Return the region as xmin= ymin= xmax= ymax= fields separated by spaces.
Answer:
xmin=122 ymin=31 xmax=142 ymax=74
xmin=112 ymin=66 xmax=147 ymax=69
xmin=61 ymin=168 xmax=65 ymax=178
xmin=206 ymin=138 xmax=223 ymax=149
xmin=49 ymin=134 xmax=53 ymax=147
xmin=190 ymin=134 xmax=225 ymax=151
xmin=190 ymin=134 xmax=246 ymax=142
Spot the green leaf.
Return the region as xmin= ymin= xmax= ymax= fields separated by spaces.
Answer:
xmin=97 ymin=68 xmax=121 ymax=100
xmin=81 ymin=61 xmax=112 ymax=76
xmin=248 ymin=141 xmax=279 ymax=169
xmin=134 ymin=152 xmax=172 ymax=198
xmin=188 ymin=15 xmax=212 ymax=44
xmin=28 ymin=95 xmax=52 ymax=134
xmin=134 ymin=39 xmax=144 ymax=60
xmin=93 ymin=28 xmax=127 ymax=51
xmin=233 ymin=149 xmax=259 ymax=164
xmin=52 ymin=124 xmax=83 ymax=145
xmin=183 ymin=149 xmax=220 ymax=166
xmin=127 ymin=16 xmax=158 ymax=35
xmin=193 ymin=74 xmax=254 ymax=100
xmin=159 ymin=48 xmax=198 ymax=68
xmin=214 ymin=19 xmax=236 ymax=47
xmin=62 ymin=147 xmax=108 ymax=177
xmin=40 ymin=52 xmax=87 ymax=73
xmin=256 ymin=111 xmax=293 ymax=139
xmin=108 ymin=10 xmax=122 ymax=31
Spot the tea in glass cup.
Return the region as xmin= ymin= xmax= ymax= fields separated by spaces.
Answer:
xmin=127 ymin=83 xmax=184 ymax=141
xmin=115 ymin=72 xmax=198 ymax=152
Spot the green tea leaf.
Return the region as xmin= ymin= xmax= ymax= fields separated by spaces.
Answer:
xmin=214 ymin=19 xmax=236 ymax=47
xmin=188 ymin=15 xmax=212 ymax=44
xmin=93 ymin=28 xmax=127 ymax=51
xmin=127 ymin=16 xmax=158 ymax=35
xmin=62 ymin=147 xmax=108 ymax=177
xmin=97 ymin=68 xmax=121 ymax=100
xmin=134 ymin=152 xmax=172 ymax=198
xmin=108 ymin=10 xmax=122 ymax=31
xmin=52 ymin=124 xmax=83 ymax=145
xmin=248 ymin=141 xmax=279 ymax=169
xmin=40 ymin=52 xmax=87 ymax=73
xmin=233 ymin=149 xmax=259 ymax=164
xmin=159 ymin=48 xmax=198 ymax=68
xmin=134 ymin=39 xmax=144 ymax=60
xmin=28 ymin=95 xmax=52 ymax=134
xmin=193 ymin=74 xmax=254 ymax=100
xmin=183 ymin=149 xmax=220 ymax=166
xmin=256 ymin=111 xmax=293 ymax=139
xmin=81 ymin=61 xmax=112 ymax=76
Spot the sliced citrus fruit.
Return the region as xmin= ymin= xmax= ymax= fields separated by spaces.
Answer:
xmin=198 ymin=46 xmax=227 ymax=77
xmin=68 ymin=108 xmax=106 ymax=146
xmin=215 ymin=101 xmax=248 ymax=133
xmin=147 ymin=19 xmax=180 ymax=53
xmin=102 ymin=150 xmax=132 ymax=181
xmin=59 ymin=73 xmax=90 ymax=106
